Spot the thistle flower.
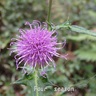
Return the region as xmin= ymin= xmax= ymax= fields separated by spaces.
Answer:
xmin=10 ymin=20 xmax=67 ymax=74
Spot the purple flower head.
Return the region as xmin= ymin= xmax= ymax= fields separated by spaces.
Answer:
xmin=10 ymin=20 xmax=67 ymax=74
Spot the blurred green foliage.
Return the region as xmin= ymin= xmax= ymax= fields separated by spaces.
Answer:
xmin=0 ymin=0 xmax=96 ymax=96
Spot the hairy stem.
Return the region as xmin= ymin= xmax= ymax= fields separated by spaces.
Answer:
xmin=34 ymin=70 xmax=38 ymax=96
xmin=47 ymin=0 xmax=52 ymax=29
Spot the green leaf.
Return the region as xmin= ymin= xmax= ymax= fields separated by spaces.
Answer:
xmin=69 ymin=25 xmax=96 ymax=37
xmin=13 ymin=73 xmax=34 ymax=85
xmin=75 ymin=48 xmax=96 ymax=62
xmin=66 ymin=34 xmax=96 ymax=41
xmin=52 ymin=22 xmax=96 ymax=37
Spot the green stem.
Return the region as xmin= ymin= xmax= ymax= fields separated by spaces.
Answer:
xmin=47 ymin=0 xmax=52 ymax=29
xmin=34 ymin=70 xmax=38 ymax=96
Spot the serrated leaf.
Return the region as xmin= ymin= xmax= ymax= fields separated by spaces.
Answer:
xmin=66 ymin=34 xmax=96 ymax=41
xmin=75 ymin=49 xmax=96 ymax=62
xmin=69 ymin=25 xmax=96 ymax=37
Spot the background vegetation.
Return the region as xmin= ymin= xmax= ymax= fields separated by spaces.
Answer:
xmin=0 ymin=0 xmax=96 ymax=96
